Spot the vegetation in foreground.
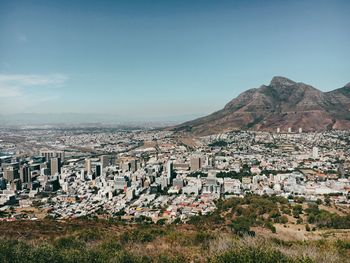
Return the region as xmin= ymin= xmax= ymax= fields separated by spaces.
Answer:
xmin=0 ymin=195 xmax=349 ymax=263
xmin=0 ymin=221 xmax=349 ymax=263
xmin=0 ymin=219 xmax=350 ymax=263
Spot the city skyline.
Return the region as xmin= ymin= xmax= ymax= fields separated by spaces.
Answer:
xmin=1 ymin=0 xmax=349 ymax=121
xmin=1 ymin=2 xmax=350 ymax=261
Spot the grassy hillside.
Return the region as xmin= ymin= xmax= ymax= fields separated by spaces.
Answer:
xmin=0 ymin=195 xmax=349 ymax=263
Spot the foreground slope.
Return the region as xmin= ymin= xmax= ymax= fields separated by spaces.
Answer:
xmin=175 ymin=77 xmax=350 ymax=135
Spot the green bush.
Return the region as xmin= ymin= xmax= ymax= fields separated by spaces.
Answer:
xmin=230 ymin=217 xmax=255 ymax=236
xmin=279 ymin=216 xmax=289 ymax=224
xmin=292 ymin=205 xmax=303 ymax=218
xmin=306 ymin=204 xmax=350 ymax=229
xmin=120 ymin=227 xmax=164 ymax=243
xmin=54 ymin=236 xmax=85 ymax=250
xmin=265 ymin=222 xmax=276 ymax=233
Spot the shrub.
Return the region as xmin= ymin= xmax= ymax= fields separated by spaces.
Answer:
xmin=54 ymin=236 xmax=85 ymax=250
xmin=230 ymin=217 xmax=255 ymax=236
xmin=279 ymin=216 xmax=288 ymax=224
xmin=305 ymin=224 xmax=311 ymax=231
xmin=265 ymin=222 xmax=276 ymax=233
xmin=209 ymin=245 xmax=307 ymax=263
xmin=292 ymin=205 xmax=303 ymax=218
xmin=120 ymin=227 xmax=164 ymax=243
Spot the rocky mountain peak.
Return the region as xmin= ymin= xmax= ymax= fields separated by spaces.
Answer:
xmin=174 ymin=77 xmax=350 ymax=135
xmin=269 ymin=76 xmax=296 ymax=87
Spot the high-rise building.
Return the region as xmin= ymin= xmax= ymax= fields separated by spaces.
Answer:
xmin=298 ymin=127 xmax=303 ymax=133
xmin=166 ymin=161 xmax=174 ymax=185
xmin=85 ymin=158 xmax=92 ymax=174
xmin=20 ymin=164 xmax=31 ymax=183
xmin=312 ymin=147 xmax=319 ymax=159
xmin=0 ymin=178 xmax=6 ymax=190
xmin=277 ymin=127 xmax=280 ymax=133
xmin=0 ymin=156 xmax=12 ymax=166
xmin=190 ymin=157 xmax=202 ymax=171
xmin=95 ymin=164 xmax=102 ymax=177
xmin=40 ymin=150 xmax=65 ymax=162
xmin=80 ymin=169 xmax=85 ymax=181
xmin=101 ymin=155 xmax=110 ymax=169
xmin=4 ymin=166 xmax=19 ymax=182
xmin=288 ymin=127 xmax=292 ymax=133
xmin=130 ymin=159 xmax=138 ymax=172
xmin=50 ymin=158 xmax=61 ymax=176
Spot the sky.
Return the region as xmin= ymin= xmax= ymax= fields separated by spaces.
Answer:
xmin=0 ymin=0 xmax=349 ymax=122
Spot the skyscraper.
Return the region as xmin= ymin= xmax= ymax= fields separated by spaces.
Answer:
xmin=130 ymin=159 xmax=138 ymax=172
xmin=20 ymin=164 xmax=31 ymax=183
xmin=80 ymin=169 xmax=85 ymax=181
xmin=95 ymin=164 xmax=102 ymax=178
xmin=50 ymin=158 xmax=61 ymax=176
xmin=312 ymin=147 xmax=319 ymax=159
xmin=166 ymin=161 xmax=174 ymax=185
xmin=190 ymin=157 xmax=202 ymax=171
xmin=40 ymin=150 xmax=65 ymax=162
xmin=4 ymin=166 xmax=19 ymax=182
xmin=85 ymin=158 xmax=92 ymax=175
xmin=101 ymin=155 xmax=110 ymax=169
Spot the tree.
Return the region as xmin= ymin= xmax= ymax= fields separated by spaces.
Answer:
xmin=230 ymin=217 xmax=254 ymax=236
xmin=324 ymin=195 xmax=331 ymax=206
xmin=292 ymin=205 xmax=303 ymax=218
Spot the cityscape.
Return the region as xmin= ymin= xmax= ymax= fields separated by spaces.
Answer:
xmin=0 ymin=127 xmax=349 ymax=222
xmin=1 ymin=0 xmax=349 ymax=262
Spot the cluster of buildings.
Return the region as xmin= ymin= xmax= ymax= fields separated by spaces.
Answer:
xmin=0 ymin=128 xmax=349 ymax=222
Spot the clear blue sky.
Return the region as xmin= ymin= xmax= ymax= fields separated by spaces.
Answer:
xmin=0 ymin=0 xmax=349 ymax=121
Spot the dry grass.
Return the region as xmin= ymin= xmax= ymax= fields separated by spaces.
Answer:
xmin=208 ymin=234 xmax=349 ymax=263
xmin=0 ymin=219 xmax=349 ymax=262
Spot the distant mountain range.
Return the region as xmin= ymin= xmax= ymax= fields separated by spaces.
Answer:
xmin=174 ymin=76 xmax=350 ymax=135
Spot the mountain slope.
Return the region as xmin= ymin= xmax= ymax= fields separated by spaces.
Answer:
xmin=174 ymin=77 xmax=350 ymax=135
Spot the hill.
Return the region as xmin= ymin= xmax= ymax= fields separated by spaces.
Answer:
xmin=174 ymin=77 xmax=350 ymax=135
xmin=0 ymin=195 xmax=349 ymax=263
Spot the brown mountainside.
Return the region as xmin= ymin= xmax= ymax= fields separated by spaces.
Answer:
xmin=174 ymin=77 xmax=350 ymax=135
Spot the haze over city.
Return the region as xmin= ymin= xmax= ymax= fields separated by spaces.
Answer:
xmin=1 ymin=0 xmax=349 ymax=123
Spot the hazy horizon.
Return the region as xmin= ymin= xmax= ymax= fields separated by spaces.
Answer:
xmin=0 ymin=111 xmax=204 ymax=126
xmin=1 ymin=0 xmax=349 ymax=120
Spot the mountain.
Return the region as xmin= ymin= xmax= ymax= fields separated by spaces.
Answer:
xmin=174 ymin=77 xmax=350 ymax=135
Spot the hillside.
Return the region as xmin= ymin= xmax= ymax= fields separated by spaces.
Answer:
xmin=174 ymin=77 xmax=350 ymax=135
xmin=0 ymin=195 xmax=349 ymax=263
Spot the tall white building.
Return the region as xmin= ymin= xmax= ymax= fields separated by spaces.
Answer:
xmin=85 ymin=158 xmax=92 ymax=175
xmin=101 ymin=155 xmax=109 ymax=169
xmin=167 ymin=161 xmax=174 ymax=185
xmin=80 ymin=169 xmax=85 ymax=181
xmin=312 ymin=147 xmax=319 ymax=159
